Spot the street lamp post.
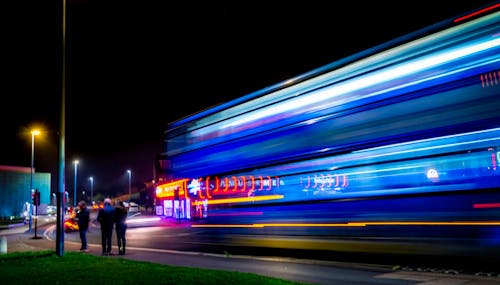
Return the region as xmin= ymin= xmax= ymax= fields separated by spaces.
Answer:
xmin=73 ymin=160 xmax=79 ymax=207
xmin=127 ymin=170 xmax=131 ymax=202
xmin=29 ymin=130 xmax=40 ymax=233
xmin=89 ymin=177 xmax=93 ymax=205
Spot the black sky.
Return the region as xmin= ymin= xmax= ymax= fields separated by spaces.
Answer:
xmin=1 ymin=0 xmax=497 ymax=196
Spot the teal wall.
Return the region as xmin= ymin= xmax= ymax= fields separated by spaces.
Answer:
xmin=0 ymin=168 xmax=51 ymax=218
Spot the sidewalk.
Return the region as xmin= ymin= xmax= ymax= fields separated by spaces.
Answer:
xmin=0 ymin=213 xmax=196 ymax=256
xmin=0 ymin=218 xmax=64 ymax=253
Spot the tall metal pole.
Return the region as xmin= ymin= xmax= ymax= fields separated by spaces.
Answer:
xmin=127 ymin=170 xmax=131 ymax=202
xmin=73 ymin=160 xmax=79 ymax=207
xmin=89 ymin=177 xmax=93 ymax=205
xmin=56 ymin=0 xmax=67 ymax=257
xmin=29 ymin=131 xmax=35 ymax=233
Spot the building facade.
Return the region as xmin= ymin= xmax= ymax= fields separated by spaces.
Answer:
xmin=0 ymin=165 xmax=51 ymax=218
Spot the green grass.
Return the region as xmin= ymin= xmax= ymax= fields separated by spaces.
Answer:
xmin=0 ymin=250 xmax=309 ymax=285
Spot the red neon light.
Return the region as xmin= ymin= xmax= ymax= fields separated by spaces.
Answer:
xmin=258 ymin=176 xmax=264 ymax=191
xmin=206 ymin=177 xmax=212 ymax=199
xmin=473 ymin=203 xmax=500 ymax=209
xmin=214 ymin=177 xmax=220 ymax=193
xmin=183 ymin=180 xmax=189 ymax=199
xmin=250 ymin=176 xmax=255 ymax=191
xmin=223 ymin=177 xmax=229 ymax=192
xmin=247 ymin=176 xmax=255 ymax=197
xmin=335 ymin=174 xmax=339 ymax=187
xmin=453 ymin=3 xmax=500 ymax=23
xmin=267 ymin=176 xmax=272 ymax=190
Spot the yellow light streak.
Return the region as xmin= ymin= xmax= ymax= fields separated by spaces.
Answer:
xmin=192 ymin=221 xmax=500 ymax=228
xmin=366 ymin=221 xmax=500 ymax=226
xmin=192 ymin=224 xmax=265 ymax=228
xmin=194 ymin=194 xmax=284 ymax=206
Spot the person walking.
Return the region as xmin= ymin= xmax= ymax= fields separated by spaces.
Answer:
xmin=97 ymin=198 xmax=115 ymax=256
xmin=75 ymin=200 xmax=90 ymax=252
xmin=114 ymin=200 xmax=128 ymax=255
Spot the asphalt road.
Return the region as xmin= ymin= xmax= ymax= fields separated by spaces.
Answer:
xmin=5 ymin=213 xmax=496 ymax=285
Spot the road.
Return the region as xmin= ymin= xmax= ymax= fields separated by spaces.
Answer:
xmin=11 ymin=212 xmax=492 ymax=285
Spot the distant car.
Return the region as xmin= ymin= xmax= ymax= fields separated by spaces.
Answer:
xmin=64 ymin=213 xmax=79 ymax=232
xmin=92 ymin=202 xmax=103 ymax=210
xmin=128 ymin=202 xmax=139 ymax=213
xmin=122 ymin=201 xmax=139 ymax=213
xmin=47 ymin=206 xmax=57 ymax=216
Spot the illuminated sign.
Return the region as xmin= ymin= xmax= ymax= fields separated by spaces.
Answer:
xmin=157 ymin=171 xmax=353 ymax=206
xmin=188 ymin=179 xmax=201 ymax=196
xmin=155 ymin=179 xmax=188 ymax=198
xmin=203 ymin=175 xmax=280 ymax=198
xmin=301 ymin=173 xmax=348 ymax=189
xmin=156 ymin=175 xmax=282 ymax=203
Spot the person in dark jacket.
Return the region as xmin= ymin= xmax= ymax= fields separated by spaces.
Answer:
xmin=114 ymin=200 xmax=128 ymax=255
xmin=75 ymin=200 xmax=90 ymax=252
xmin=97 ymin=198 xmax=115 ymax=256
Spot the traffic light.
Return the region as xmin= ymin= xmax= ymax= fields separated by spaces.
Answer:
xmin=33 ymin=190 xmax=40 ymax=206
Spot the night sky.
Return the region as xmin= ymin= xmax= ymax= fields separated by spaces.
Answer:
xmin=1 ymin=1 xmax=496 ymax=197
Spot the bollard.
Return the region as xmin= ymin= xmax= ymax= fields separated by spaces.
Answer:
xmin=0 ymin=236 xmax=7 ymax=254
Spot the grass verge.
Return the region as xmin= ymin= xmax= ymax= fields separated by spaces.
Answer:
xmin=0 ymin=250 xmax=309 ymax=285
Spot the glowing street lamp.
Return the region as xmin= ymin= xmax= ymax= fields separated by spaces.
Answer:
xmin=73 ymin=160 xmax=79 ymax=207
xmin=127 ymin=169 xmax=131 ymax=202
xmin=29 ymin=129 xmax=40 ymax=233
